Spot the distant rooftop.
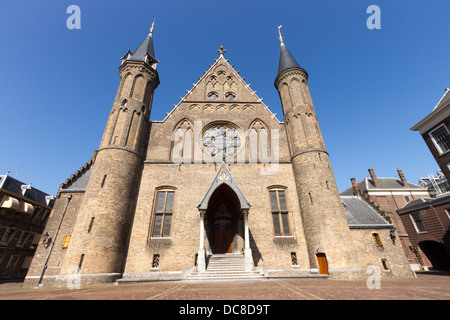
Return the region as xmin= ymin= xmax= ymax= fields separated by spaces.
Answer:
xmin=341 ymin=196 xmax=392 ymax=229
xmin=340 ymin=167 xmax=427 ymax=196
xmin=340 ymin=177 xmax=423 ymax=196
xmin=0 ymin=174 xmax=54 ymax=208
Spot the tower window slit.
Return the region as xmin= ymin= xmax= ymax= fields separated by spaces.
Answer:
xmin=78 ymin=254 xmax=85 ymax=271
xmin=291 ymin=252 xmax=298 ymax=266
xmin=101 ymin=175 xmax=107 ymax=188
xmin=381 ymin=259 xmax=390 ymax=271
xmin=152 ymin=254 xmax=160 ymax=268
xmin=88 ymin=217 xmax=95 ymax=233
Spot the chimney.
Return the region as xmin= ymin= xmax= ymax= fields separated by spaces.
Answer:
xmin=351 ymin=178 xmax=361 ymax=197
xmin=368 ymin=168 xmax=380 ymax=188
xmin=397 ymin=168 xmax=409 ymax=188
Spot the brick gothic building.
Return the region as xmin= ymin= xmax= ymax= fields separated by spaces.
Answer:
xmin=24 ymin=28 xmax=412 ymax=286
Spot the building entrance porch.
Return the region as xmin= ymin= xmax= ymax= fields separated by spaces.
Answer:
xmin=196 ymin=163 xmax=253 ymax=272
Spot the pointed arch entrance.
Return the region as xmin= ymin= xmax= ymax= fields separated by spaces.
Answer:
xmin=207 ymin=184 xmax=241 ymax=254
xmin=196 ymin=163 xmax=253 ymax=272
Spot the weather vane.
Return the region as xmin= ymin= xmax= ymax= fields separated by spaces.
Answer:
xmin=149 ymin=18 xmax=156 ymax=34
xmin=278 ymin=25 xmax=284 ymax=44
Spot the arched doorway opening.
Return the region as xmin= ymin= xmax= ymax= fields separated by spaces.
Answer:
xmin=206 ymin=184 xmax=241 ymax=254
xmin=196 ymin=163 xmax=252 ymax=272
xmin=419 ymin=241 xmax=450 ymax=270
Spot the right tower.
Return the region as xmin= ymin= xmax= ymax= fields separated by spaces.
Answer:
xmin=274 ymin=29 xmax=360 ymax=273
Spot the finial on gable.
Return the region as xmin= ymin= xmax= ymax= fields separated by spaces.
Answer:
xmin=218 ymin=45 xmax=226 ymax=57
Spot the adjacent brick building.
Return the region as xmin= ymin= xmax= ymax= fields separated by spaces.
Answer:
xmin=412 ymin=89 xmax=450 ymax=181
xmin=24 ymin=28 xmax=413 ymax=287
xmin=340 ymin=168 xmax=431 ymax=270
xmin=399 ymin=89 xmax=450 ymax=271
xmin=0 ymin=173 xmax=54 ymax=281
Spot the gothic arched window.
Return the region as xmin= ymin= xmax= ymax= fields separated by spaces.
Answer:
xmin=249 ymin=119 xmax=270 ymax=163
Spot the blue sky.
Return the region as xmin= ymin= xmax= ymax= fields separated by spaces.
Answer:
xmin=0 ymin=0 xmax=449 ymax=195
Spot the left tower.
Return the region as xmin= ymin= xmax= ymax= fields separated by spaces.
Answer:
xmin=60 ymin=27 xmax=159 ymax=282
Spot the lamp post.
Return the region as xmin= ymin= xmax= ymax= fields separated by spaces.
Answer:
xmin=36 ymin=194 xmax=72 ymax=287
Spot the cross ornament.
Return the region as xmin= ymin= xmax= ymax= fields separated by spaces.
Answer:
xmin=218 ymin=45 xmax=226 ymax=56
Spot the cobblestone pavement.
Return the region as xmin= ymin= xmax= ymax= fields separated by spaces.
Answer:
xmin=0 ymin=272 xmax=448 ymax=301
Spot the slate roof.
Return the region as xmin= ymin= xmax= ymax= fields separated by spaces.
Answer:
xmin=341 ymin=196 xmax=392 ymax=229
xmin=127 ymin=31 xmax=158 ymax=64
xmin=277 ymin=42 xmax=302 ymax=76
xmin=397 ymin=192 xmax=450 ymax=214
xmin=59 ymin=166 xmax=92 ymax=193
xmin=0 ymin=175 xmax=53 ymax=208
xmin=340 ymin=177 xmax=423 ymax=196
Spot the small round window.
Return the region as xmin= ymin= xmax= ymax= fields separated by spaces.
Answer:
xmin=225 ymin=92 xmax=236 ymax=101
xmin=208 ymin=92 xmax=219 ymax=101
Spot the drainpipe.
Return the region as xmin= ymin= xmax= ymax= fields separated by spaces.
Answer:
xmin=36 ymin=194 xmax=72 ymax=287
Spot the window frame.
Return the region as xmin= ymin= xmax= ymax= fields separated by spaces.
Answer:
xmin=150 ymin=188 xmax=176 ymax=239
xmin=372 ymin=233 xmax=383 ymax=247
xmin=410 ymin=212 xmax=428 ymax=233
xmin=268 ymin=188 xmax=292 ymax=237
xmin=445 ymin=208 xmax=450 ymax=220
xmin=207 ymin=91 xmax=219 ymax=101
xmin=429 ymin=124 xmax=450 ymax=155
xmin=225 ymin=92 xmax=236 ymax=101
xmin=0 ymin=228 xmax=16 ymax=247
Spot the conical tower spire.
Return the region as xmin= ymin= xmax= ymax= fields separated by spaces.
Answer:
xmin=274 ymin=27 xmax=361 ymax=274
xmin=127 ymin=20 xmax=159 ymax=65
xmin=277 ymin=25 xmax=301 ymax=75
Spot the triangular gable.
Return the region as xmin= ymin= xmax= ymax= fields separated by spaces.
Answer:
xmin=159 ymin=49 xmax=280 ymax=123
xmin=197 ymin=162 xmax=250 ymax=211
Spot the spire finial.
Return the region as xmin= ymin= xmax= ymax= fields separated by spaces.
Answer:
xmin=218 ymin=45 xmax=226 ymax=57
xmin=278 ymin=25 xmax=284 ymax=44
xmin=149 ymin=18 xmax=156 ymax=34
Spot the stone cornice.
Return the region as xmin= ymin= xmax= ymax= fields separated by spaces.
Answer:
xmin=274 ymin=67 xmax=308 ymax=88
xmin=119 ymin=61 xmax=160 ymax=87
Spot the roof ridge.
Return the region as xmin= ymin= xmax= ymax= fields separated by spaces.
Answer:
xmin=433 ymin=88 xmax=450 ymax=111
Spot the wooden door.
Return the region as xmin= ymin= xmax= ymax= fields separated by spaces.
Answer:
xmin=214 ymin=219 xmax=232 ymax=253
xmin=316 ymin=253 xmax=329 ymax=274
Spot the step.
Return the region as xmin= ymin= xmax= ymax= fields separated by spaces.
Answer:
xmin=191 ymin=270 xmax=260 ymax=276
xmin=184 ymin=254 xmax=267 ymax=281
xmin=185 ymin=274 xmax=265 ymax=281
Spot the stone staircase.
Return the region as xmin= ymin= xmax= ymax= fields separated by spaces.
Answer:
xmin=185 ymin=254 xmax=266 ymax=281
